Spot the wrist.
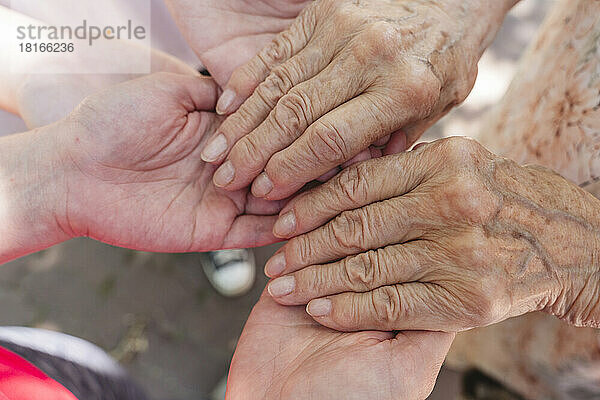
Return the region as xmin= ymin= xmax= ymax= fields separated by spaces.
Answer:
xmin=0 ymin=121 xmax=75 ymax=263
xmin=496 ymin=162 xmax=600 ymax=327
xmin=417 ymin=0 xmax=517 ymax=108
xmin=543 ymin=179 xmax=600 ymax=328
xmin=444 ymin=0 xmax=518 ymax=54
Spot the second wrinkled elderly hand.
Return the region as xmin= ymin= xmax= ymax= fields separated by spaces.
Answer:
xmin=202 ymin=0 xmax=517 ymax=200
xmin=264 ymin=137 xmax=600 ymax=332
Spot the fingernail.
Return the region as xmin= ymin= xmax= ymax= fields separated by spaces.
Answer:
xmin=252 ymin=173 xmax=273 ymax=198
xmin=214 ymin=161 xmax=235 ymax=187
xmin=268 ymin=276 xmax=295 ymax=297
xmin=216 ymin=89 xmax=236 ymax=115
xmin=273 ymin=211 xmax=296 ymax=238
xmin=265 ymin=253 xmax=286 ymax=277
xmin=307 ymin=299 xmax=332 ymax=317
xmin=201 ymin=134 xmax=228 ymax=162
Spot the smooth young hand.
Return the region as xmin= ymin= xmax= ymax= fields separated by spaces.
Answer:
xmin=0 ymin=73 xmax=284 ymax=263
xmin=226 ymin=290 xmax=454 ymax=400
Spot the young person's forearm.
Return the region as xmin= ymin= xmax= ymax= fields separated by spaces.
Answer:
xmin=0 ymin=122 xmax=73 ymax=263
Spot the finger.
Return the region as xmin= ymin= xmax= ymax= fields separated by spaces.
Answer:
xmin=265 ymin=194 xmax=433 ymax=277
xmin=153 ymin=73 xmax=220 ymax=112
xmin=386 ymin=330 xmax=454 ymax=400
xmin=220 ymin=215 xmax=280 ymax=250
xmin=316 ymin=167 xmax=340 ymax=183
xmin=368 ymin=146 xmax=383 ymax=159
xmin=245 ymin=194 xmax=287 ymax=215
xmin=413 ymin=141 xmax=430 ymax=151
xmin=402 ymin=102 xmax=453 ymax=148
xmin=335 ymin=147 xmax=387 ymax=170
xmin=267 ymin=242 xmax=429 ymax=305
xmin=373 ymin=134 xmax=391 ymax=148
xmin=340 ymin=148 xmax=373 ymax=169
xmin=383 ymin=130 xmax=407 ymax=156
xmin=305 ymin=283 xmax=458 ymax=332
xmin=316 ymin=144 xmax=382 ymax=184
xmin=150 ymin=48 xmax=198 ymax=76
xmin=253 ymin=90 xmax=420 ymax=200
xmin=200 ymin=33 xmax=278 ymax=87
xmin=211 ymin=50 xmax=368 ymax=189
xmin=202 ymin=41 xmax=331 ymax=164
xmin=216 ymin=6 xmax=317 ymax=115
xmin=271 ymin=148 xmax=433 ymax=239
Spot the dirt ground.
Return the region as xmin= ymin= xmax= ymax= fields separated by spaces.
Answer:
xmin=0 ymin=1 xmax=553 ymax=398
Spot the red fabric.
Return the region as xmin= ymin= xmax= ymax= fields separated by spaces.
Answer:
xmin=0 ymin=346 xmax=78 ymax=400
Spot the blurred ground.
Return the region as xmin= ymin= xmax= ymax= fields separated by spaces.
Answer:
xmin=0 ymin=0 xmax=554 ymax=399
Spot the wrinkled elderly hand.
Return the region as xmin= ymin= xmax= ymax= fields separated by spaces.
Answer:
xmin=264 ymin=137 xmax=600 ymax=332
xmin=226 ymin=289 xmax=454 ymax=400
xmin=202 ymin=0 xmax=517 ymax=200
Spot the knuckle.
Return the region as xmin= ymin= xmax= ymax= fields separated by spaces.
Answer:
xmin=255 ymin=68 xmax=292 ymax=106
xmin=399 ymin=62 xmax=442 ymax=116
xmin=295 ymin=4 xmax=317 ymax=38
xmin=454 ymin=71 xmax=477 ymax=103
xmin=265 ymin=151 xmax=300 ymax=186
xmin=345 ymin=295 xmax=365 ymax=331
xmin=355 ymin=22 xmax=402 ymax=63
xmin=441 ymin=174 xmax=499 ymax=224
xmin=329 ymin=210 xmax=369 ymax=253
xmin=465 ymin=292 xmax=503 ymax=327
xmin=336 ymin=163 xmax=369 ymax=204
xmin=231 ymin=137 xmax=264 ymax=173
xmin=289 ymin=235 xmax=313 ymax=266
xmin=450 ymin=238 xmax=509 ymax=327
xmin=309 ymin=122 xmax=350 ymax=164
xmin=372 ymin=286 xmax=403 ymax=325
xmin=261 ymin=32 xmax=294 ymax=68
xmin=331 ymin=2 xmax=362 ymax=28
xmin=342 ymin=251 xmax=380 ymax=291
xmin=223 ymin=104 xmax=254 ymax=132
xmin=273 ymin=90 xmax=311 ymax=138
xmin=457 ymin=232 xmax=490 ymax=270
xmin=439 ymin=136 xmax=483 ymax=164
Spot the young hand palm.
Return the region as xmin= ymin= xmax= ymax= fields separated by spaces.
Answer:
xmin=227 ymin=290 xmax=454 ymax=400
xmin=60 ymin=73 xmax=282 ymax=252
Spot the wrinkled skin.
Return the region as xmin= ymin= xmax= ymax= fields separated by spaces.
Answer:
xmin=227 ymin=289 xmax=454 ymax=400
xmin=264 ymin=137 xmax=600 ymax=332
xmin=203 ymin=0 xmax=517 ymax=200
xmin=51 ymin=73 xmax=283 ymax=253
xmin=164 ymin=0 xmax=311 ymax=87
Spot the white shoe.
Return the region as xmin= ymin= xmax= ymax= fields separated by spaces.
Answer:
xmin=200 ymin=249 xmax=256 ymax=297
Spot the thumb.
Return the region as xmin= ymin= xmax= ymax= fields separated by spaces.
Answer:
xmin=389 ymin=331 xmax=455 ymax=399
